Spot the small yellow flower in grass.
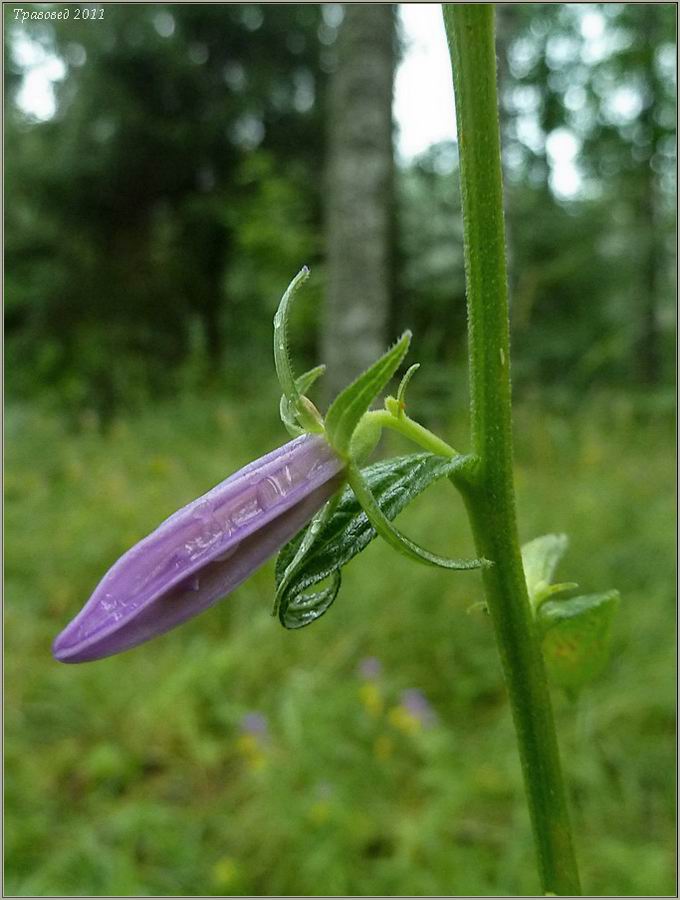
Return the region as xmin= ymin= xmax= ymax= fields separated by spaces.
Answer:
xmin=247 ymin=750 xmax=267 ymax=772
xmin=309 ymin=801 xmax=330 ymax=824
xmin=212 ymin=856 xmax=240 ymax=890
xmin=235 ymin=733 xmax=259 ymax=755
xmin=388 ymin=689 xmax=438 ymax=735
xmin=388 ymin=705 xmax=421 ymax=735
xmin=357 ymin=656 xmax=384 ymax=716
xmin=359 ymin=682 xmax=383 ymax=717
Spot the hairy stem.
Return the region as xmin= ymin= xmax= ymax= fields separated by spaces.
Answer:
xmin=442 ymin=6 xmax=581 ymax=894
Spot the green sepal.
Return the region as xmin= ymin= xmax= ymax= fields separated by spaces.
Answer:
xmin=538 ymin=590 xmax=621 ymax=692
xmin=324 ymin=332 xmax=411 ymax=457
xmin=274 ymin=268 xmax=323 ymax=434
xmin=274 ymin=267 xmax=308 ymax=406
xmin=279 ymin=365 xmax=326 ymax=437
xmin=385 ymin=364 xmax=420 ymax=418
xmin=275 ymin=452 xmax=480 ymax=629
xmin=396 ymin=363 xmax=420 ymax=408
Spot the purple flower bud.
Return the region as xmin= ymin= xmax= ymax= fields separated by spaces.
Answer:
xmin=53 ymin=434 xmax=344 ymax=663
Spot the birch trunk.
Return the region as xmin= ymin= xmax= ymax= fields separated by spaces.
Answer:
xmin=322 ymin=4 xmax=396 ymax=399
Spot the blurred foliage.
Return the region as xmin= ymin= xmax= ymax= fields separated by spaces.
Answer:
xmin=4 ymin=4 xmax=677 ymax=417
xmin=499 ymin=3 xmax=676 ymax=388
xmin=4 ymin=395 xmax=675 ymax=895
xmin=5 ymin=3 xmax=335 ymax=415
xmin=397 ymin=3 xmax=676 ymax=399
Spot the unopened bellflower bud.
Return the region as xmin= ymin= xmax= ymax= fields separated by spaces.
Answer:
xmin=53 ymin=434 xmax=344 ymax=663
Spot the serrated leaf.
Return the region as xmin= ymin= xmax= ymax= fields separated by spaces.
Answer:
xmin=347 ymin=461 xmax=486 ymax=572
xmin=539 ymin=590 xmax=620 ymax=692
xmin=275 ymin=452 xmax=477 ymax=629
xmin=324 ymin=332 xmax=411 ymax=457
xmin=522 ymin=533 xmax=571 ymax=609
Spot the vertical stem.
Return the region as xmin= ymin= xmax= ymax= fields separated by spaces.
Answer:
xmin=442 ymin=6 xmax=581 ymax=895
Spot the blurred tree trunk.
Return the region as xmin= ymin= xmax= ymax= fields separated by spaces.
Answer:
xmin=322 ymin=4 xmax=395 ymax=399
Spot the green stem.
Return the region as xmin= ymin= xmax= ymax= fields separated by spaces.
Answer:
xmin=442 ymin=6 xmax=581 ymax=895
xmin=360 ymin=409 xmax=460 ymax=459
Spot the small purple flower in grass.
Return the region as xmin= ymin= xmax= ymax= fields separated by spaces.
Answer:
xmin=400 ymin=688 xmax=438 ymax=728
xmin=53 ymin=434 xmax=344 ymax=663
xmin=240 ymin=712 xmax=269 ymax=738
xmin=358 ymin=656 xmax=382 ymax=680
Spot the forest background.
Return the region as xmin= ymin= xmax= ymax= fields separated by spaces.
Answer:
xmin=5 ymin=4 xmax=676 ymax=896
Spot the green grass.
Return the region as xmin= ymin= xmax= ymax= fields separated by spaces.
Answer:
xmin=4 ymin=390 xmax=675 ymax=896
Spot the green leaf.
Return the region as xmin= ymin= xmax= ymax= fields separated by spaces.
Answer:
xmin=522 ymin=533 xmax=620 ymax=690
xmin=272 ymin=488 xmax=342 ymax=619
xmin=347 ymin=461 xmax=486 ymax=571
xmin=324 ymin=331 xmax=411 ymax=457
xmin=521 ymin=533 xmax=575 ymax=609
xmin=275 ymin=452 xmax=479 ymax=629
xmin=273 ymin=268 xmax=323 ymax=434
xmin=538 ymin=591 xmax=621 ymax=692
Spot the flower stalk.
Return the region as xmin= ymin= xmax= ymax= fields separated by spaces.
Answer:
xmin=442 ymin=5 xmax=581 ymax=894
